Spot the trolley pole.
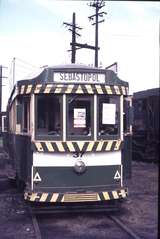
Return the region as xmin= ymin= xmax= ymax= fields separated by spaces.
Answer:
xmin=12 ymin=57 xmax=15 ymax=87
xmin=89 ymin=0 xmax=107 ymax=67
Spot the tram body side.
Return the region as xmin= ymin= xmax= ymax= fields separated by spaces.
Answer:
xmin=132 ymin=88 xmax=159 ymax=163
xmin=3 ymin=66 xmax=132 ymax=204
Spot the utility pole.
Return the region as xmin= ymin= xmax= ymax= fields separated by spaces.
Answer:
xmin=0 ymin=65 xmax=7 ymax=112
xmin=71 ymin=12 xmax=76 ymax=63
xmin=0 ymin=66 xmax=2 ymax=113
xmin=88 ymin=0 xmax=107 ymax=67
xmin=63 ymin=12 xmax=82 ymax=63
xmin=0 ymin=66 xmax=7 ymax=112
xmin=64 ymin=12 xmax=99 ymax=64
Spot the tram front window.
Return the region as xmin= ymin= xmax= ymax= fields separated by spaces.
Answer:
xmin=36 ymin=95 xmax=62 ymax=139
xmin=67 ymin=95 xmax=93 ymax=140
xmin=98 ymin=95 xmax=120 ymax=139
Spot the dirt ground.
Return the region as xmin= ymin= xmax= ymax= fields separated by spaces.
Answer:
xmin=38 ymin=161 xmax=158 ymax=239
xmin=119 ymin=161 xmax=158 ymax=239
xmin=0 ymin=147 xmax=159 ymax=239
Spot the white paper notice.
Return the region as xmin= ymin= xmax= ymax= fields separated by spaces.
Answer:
xmin=102 ymin=103 xmax=116 ymax=124
xmin=74 ymin=108 xmax=86 ymax=128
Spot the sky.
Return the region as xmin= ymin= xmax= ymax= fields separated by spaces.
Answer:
xmin=0 ymin=0 xmax=159 ymax=111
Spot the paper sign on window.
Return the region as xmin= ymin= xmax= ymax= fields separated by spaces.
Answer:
xmin=102 ymin=103 xmax=116 ymax=124
xmin=74 ymin=108 xmax=86 ymax=128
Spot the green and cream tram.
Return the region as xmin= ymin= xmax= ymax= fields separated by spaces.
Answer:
xmin=3 ymin=64 xmax=132 ymax=204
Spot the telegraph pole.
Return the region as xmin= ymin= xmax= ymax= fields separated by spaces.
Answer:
xmin=0 ymin=66 xmax=2 ymax=113
xmin=0 ymin=65 xmax=7 ymax=112
xmin=63 ymin=12 xmax=82 ymax=63
xmin=71 ymin=12 xmax=76 ymax=63
xmin=88 ymin=0 xmax=107 ymax=67
xmin=64 ymin=12 xmax=99 ymax=64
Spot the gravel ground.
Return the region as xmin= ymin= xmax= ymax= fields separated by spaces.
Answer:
xmin=118 ymin=161 xmax=158 ymax=239
xmin=37 ymin=161 xmax=158 ymax=239
xmin=38 ymin=212 xmax=132 ymax=239
xmin=0 ymin=148 xmax=158 ymax=239
xmin=0 ymin=193 xmax=36 ymax=239
xmin=0 ymin=149 xmax=37 ymax=239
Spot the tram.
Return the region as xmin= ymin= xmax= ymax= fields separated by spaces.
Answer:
xmin=132 ymin=88 xmax=159 ymax=163
xmin=2 ymin=64 xmax=132 ymax=204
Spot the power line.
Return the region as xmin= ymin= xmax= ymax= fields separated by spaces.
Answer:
xmin=14 ymin=57 xmax=39 ymax=69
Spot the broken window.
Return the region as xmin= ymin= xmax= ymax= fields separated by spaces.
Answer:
xmin=123 ymin=97 xmax=133 ymax=134
xmin=66 ymin=95 xmax=93 ymax=140
xmin=98 ymin=95 xmax=120 ymax=139
xmin=36 ymin=94 xmax=62 ymax=139
xmin=1 ymin=115 xmax=7 ymax=132
xmin=23 ymin=100 xmax=29 ymax=132
xmin=16 ymin=96 xmax=30 ymax=133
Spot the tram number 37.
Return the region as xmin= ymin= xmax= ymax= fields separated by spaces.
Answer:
xmin=73 ymin=152 xmax=84 ymax=158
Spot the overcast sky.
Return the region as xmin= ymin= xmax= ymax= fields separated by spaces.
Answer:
xmin=0 ymin=0 xmax=159 ymax=110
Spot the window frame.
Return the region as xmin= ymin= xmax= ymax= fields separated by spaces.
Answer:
xmin=1 ymin=115 xmax=7 ymax=133
xmin=97 ymin=95 xmax=121 ymax=140
xmin=16 ymin=96 xmax=30 ymax=134
xmin=35 ymin=94 xmax=63 ymax=141
xmin=22 ymin=98 xmax=30 ymax=133
xmin=66 ymin=94 xmax=94 ymax=141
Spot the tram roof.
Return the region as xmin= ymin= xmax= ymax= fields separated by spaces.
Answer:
xmin=16 ymin=63 xmax=128 ymax=87
xmin=133 ymin=88 xmax=159 ymax=99
xmin=7 ymin=64 xmax=129 ymax=106
xmin=48 ymin=63 xmax=96 ymax=69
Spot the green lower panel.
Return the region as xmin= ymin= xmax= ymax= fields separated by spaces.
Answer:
xmin=33 ymin=165 xmax=121 ymax=191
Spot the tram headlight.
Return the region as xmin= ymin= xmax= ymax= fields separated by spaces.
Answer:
xmin=74 ymin=160 xmax=86 ymax=174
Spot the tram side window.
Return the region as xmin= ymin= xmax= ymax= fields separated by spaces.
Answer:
xmin=67 ymin=95 xmax=93 ymax=140
xmin=98 ymin=95 xmax=120 ymax=139
xmin=23 ymin=101 xmax=29 ymax=132
xmin=1 ymin=115 xmax=7 ymax=132
xmin=16 ymin=97 xmax=30 ymax=133
xmin=36 ymin=95 xmax=62 ymax=139
xmin=9 ymin=100 xmax=16 ymax=132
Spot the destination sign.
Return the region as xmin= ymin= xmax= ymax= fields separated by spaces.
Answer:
xmin=54 ymin=72 xmax=105 ymax=84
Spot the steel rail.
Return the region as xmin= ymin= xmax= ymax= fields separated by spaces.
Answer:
xmin=109 ymin=215 xmax=142 ymax=239
xmin=28 ymin=206 xmax=42 ymax=239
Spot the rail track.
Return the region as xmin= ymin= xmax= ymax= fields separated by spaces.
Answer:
xmin=0 ymin=158 xmax=157 ymax=239
xmin=28 ymin=207 xmax=42 ymax=239
xmin=109 ymin=215 xmax=142 ymax=239
xmin=27 ymin=205 xmax=143 ymax=239
xmin=0 ymin=181 xmax=143 ymax=239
